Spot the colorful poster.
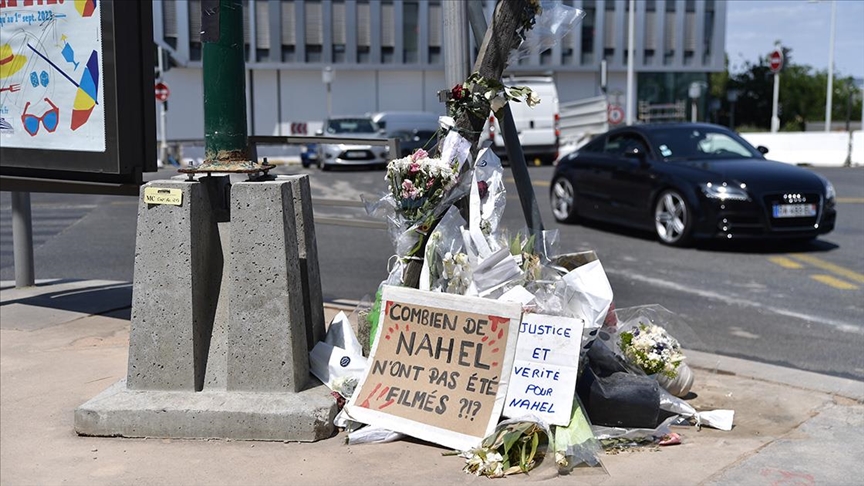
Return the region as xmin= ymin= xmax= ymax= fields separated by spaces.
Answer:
xmin=345 ymin=286 xmax=523 ymax=452
xmin=0 ymin=0 xmax=105 ymax=152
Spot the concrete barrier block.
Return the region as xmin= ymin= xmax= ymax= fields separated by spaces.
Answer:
xmin=127 ymin=179 xmax=225 ymax=391
xmin=277 ymin=175 xmax=325 ymax=350
xmin=227 ymin=181 xmax=309 ymax=392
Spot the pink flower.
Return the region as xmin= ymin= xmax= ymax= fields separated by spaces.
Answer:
xmin=426 ymin=178 xmax=436 ymax=189
xmin=411 ymin=149 xmax=428 ymax=162
xmin=477 ymin=180 xmax=489 ymax=199
xmin=409 ymin=162 xmax=421 ymax=174
xmin=402 ymin=179 xmax=420 ymax=199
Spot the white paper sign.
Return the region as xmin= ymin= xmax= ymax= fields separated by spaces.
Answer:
xmin=503 ymin=313 xmax=584 ymax=425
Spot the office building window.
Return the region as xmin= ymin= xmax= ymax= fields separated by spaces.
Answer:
xmin=332 ymin=0 xmax=346 ymax=63
xmin=403 ymin=1 xmax=419 ymax=63
xmin=581 ymin=1 xmax=595 ymax=64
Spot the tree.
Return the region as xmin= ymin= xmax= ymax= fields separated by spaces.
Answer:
xmin=714 ymin=47 xmax=862 ymax=131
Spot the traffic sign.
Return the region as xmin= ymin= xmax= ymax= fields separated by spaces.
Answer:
xmin=155 ymin=82 xmax=170 ymax=102
xmin=608 ymin=104 xmax=624 ymax=125
xmin=769 ymin=49 xmax=784 ymax=74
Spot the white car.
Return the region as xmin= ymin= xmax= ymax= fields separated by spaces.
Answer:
xmin=315 ymin=116 xmax=390 ymax=170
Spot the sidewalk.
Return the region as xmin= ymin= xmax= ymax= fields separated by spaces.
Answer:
xmin=1 ymin=280 xmax=862 ymax=486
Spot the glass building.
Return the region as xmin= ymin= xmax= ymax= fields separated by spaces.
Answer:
xmin=153 ymin=0 xmax=727 ymax=139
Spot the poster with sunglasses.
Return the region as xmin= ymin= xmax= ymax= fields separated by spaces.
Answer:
xmin=0 ymin=0 xmax=105 ymax=152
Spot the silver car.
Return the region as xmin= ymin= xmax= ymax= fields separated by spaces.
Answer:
xmin=316 ymin=116 xmax=390 ymax=170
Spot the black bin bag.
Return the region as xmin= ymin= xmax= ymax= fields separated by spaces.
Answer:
xmin=577 ymin=340 xmax=661 ymax=429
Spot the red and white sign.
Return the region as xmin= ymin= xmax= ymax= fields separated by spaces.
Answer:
xmin=290 ymin=122 xmax=308 ymax=135
xmin=608 ymin=104 xmax=624 ymax=125
xmin=155 ymin=82 xmax=170 ymax=102
xmin=769 ymin=49 xmax=784 ymax=74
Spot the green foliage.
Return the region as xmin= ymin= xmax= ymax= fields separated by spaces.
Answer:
xmin=715 ymin=47 xmax=862 ymax=131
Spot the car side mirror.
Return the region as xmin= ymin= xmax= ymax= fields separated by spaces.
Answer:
xmin=315 ymin=129 xmax=324 ymax=136
xmin=757 ymin=145 xmax=769 ymax=155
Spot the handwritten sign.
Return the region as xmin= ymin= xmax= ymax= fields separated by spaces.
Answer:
xmin=503 ymin=313 xmax=584 ymax=425
xmin=345 ymin=286 xmax=522 ymax=451
xmin=143 ymin=187 xmax=182 ymax=206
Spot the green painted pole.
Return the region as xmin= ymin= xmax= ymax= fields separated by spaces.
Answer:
xmin=200 ymin=0 xmax=250 ymax=168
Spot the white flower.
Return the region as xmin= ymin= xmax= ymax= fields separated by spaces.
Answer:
xmin=526 ymin=91 xmax=541 ymax=107
xmin=490 ymin=94 xmax=507 ymax=112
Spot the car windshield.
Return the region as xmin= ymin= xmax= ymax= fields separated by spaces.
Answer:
xmin=327 ymin=118 xmax=378 ymax=134
xmin=648 ymin=127 xmax=760 ymax=161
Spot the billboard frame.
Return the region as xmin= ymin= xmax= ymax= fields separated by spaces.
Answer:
xmin=0 ymin=0 xmax=156 ymax=194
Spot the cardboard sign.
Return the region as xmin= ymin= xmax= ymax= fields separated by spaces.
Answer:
xmin=345 ymin=286 xmax=522 ymax=451
xmin=503 ymin=313 xmax=584 ymax=425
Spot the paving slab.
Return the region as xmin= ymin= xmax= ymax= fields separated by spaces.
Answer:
xmin=1 ymin=281 xmax=862 ymax=485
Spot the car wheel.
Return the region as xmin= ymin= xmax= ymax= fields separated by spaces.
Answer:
xmin=318 ymin=158 xmax=330 ymax=172
xmin=654 ymin=189 xmax=693 ymax=247
xmin=550 ymin=177 xmax=579 ymax=223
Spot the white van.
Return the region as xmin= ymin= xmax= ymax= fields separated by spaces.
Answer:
xmin=481 ymin=75 xmax=560 ymax=165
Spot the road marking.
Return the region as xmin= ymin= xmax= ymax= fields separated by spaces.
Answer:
xmin=610 ymin=269 xmax=864 ymax=335
xmin=789 ymin=254 xmax=864 ymax=283
xmin=313 ymin=216 xmax=387 ymax=229
xmin=767 ymin=256 xmax=804 ymax=269
xmin=504 ymin=177 xmax=550 ymax=187
xmin=836 ymin=197 xmax=864 ymax=203
xmin=810 ymin=274 xmax=859 ymax=290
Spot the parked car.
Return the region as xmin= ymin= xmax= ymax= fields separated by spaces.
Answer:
xmin=372 ymin=111 xmax=441 ymax=157
xmin=300 ymin=143 xmax=318 ymax=168
xmin=315 ymin=116 xmax=389 ymax=170
xmin=549 ymin=123 xmax=837 ymax=246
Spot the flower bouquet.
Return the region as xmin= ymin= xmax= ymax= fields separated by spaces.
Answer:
xmin=371 ymin=148 xmax=463 ymax=270
xmin=618 ymin=322 xmax=685 ymax=379
xmin=457 ymin=419 xmax=551 ymax=478
xmin=618 ymin=321 xmax=694 ymax=398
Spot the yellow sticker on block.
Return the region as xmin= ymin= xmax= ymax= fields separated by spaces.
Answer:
xmin=143 ymin=187 xmax=183 ymax=206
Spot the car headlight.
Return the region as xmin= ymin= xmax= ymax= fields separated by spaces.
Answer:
xmin=699 ymin=182 xmax=750 ymax=201
xmin=823 ymin=179 xmax=836 ymax=201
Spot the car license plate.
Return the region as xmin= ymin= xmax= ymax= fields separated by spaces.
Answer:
xmin=344 ymin=150 xmax=367 ymax=159
xmin=772 ymin=203 xmax=816 ymax=218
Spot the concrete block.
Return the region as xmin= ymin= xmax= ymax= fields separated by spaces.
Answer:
xmin=74 ymin=379 xmax=337 ymax=441
xmin=277 ymin=175 xmax=325 ymax=350
xmin=126 ymin=178 xmax=226 ymax=391
xmin=227 ymin=181 xmax=309 ymax=393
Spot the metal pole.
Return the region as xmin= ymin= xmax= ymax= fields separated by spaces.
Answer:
xmin=443 ymin=0 xmax=469 ymax=88
xmin=200 ymin=0 xmax=250 ymax=167
xmin=466 ymin=1 xmax=543 ymax=238
xmin=11 ymin=192 xmax=35 ymax=288
xmin=625 ymin=0 xmax=635 ymax=125
xmin=157 ymin=46 xmax=169 ymax=167
xmin=691 ymin=101 xmax=697 ymax=123
xmin=825 ymin=0 xmax=836 ymax=132
xmin=730 ymin=101 xmax=736 ymax=130
xmin=771 ymin=73 xmax=780 ymax=133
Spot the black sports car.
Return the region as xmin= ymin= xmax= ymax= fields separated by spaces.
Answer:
xmin=549 ymin=123 xmax=836 ymax=246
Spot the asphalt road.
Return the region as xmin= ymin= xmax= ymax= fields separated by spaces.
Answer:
xmin=1 ymin=164 xmax=862 ymax=381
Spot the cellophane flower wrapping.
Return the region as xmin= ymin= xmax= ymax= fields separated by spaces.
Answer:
xmin=618 ymin=322 xmax=684 ymax=378
xmin=508 ymin=2 xmax=586 ymax=66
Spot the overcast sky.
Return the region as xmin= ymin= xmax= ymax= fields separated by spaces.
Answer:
xmin=725 ymin=0 xmax=864 ymax=80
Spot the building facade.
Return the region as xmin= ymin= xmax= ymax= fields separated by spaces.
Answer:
xmin=154 ymin=0 xmax=727 ymax=140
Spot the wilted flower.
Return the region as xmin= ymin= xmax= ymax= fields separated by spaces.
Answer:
xmin=527 ymin=91 xmax=541 ymax=107
xmin=477 ymin=180 xmax=489 ymax=199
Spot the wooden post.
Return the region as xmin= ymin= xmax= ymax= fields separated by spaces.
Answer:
xmin=402 ymin=0 xmax=534 ymax=288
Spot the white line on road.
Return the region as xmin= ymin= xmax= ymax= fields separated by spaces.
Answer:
xmin=608 ymin=269 xmax=864 ymax=335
